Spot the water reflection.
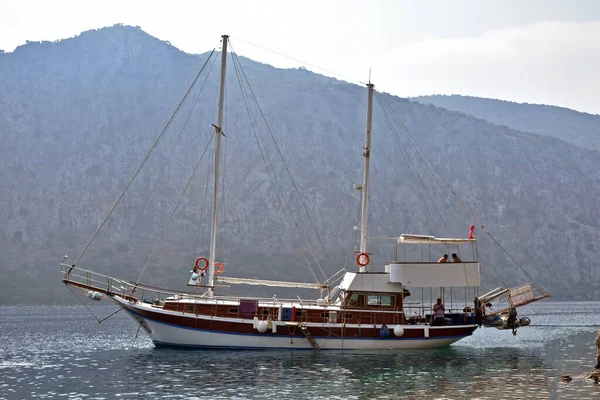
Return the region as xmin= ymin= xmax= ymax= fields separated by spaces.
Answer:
xmin=108 ymin=346 xmax=552 ymax=398
xmin=2 ymin=304 xmax=600 ymax=399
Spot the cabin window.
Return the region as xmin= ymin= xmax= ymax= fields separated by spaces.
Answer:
xmin=295 ymin=310 xmax=306 ymax=318
xmin=367 ymin=295 xmax=395 ymax=307
xmin=320 ymin=312 xmax=327 ymax=318
xmin=229 ymin=307 xmax=239 ymax=314
xmin=343 ymin=313 xmax=353 ymax=319
xmin=184 ymin=305 xmax=195 ymax=313
xmin=348 ymin=294 xmax=365 ymax=307
xmin=261 ymin=309 xmax=270 ymax=315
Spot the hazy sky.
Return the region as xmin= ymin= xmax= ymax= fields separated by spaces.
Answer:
xmin=1 ymin=0 xmax=599 ymax=114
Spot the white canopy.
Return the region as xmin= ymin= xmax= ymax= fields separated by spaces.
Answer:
xmin=397 ymin=234 xmax=476 ymax=245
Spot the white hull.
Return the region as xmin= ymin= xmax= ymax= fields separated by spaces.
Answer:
xmin=117 ymin=298 xmax=474 ymax=350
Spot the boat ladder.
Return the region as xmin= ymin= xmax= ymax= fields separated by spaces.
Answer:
xmin=297 ymin=322 xmax=320 ymax=351
xmin=284 ymin=322 xmax=321 ymax=350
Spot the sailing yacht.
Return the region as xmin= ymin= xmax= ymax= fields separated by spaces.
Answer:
xmin=61 ymin=35 xmax=549 ymax=350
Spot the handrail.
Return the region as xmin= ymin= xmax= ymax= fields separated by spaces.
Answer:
xmin=62 ymin=264 xmax=546 ymax=316
xmin=322 ymin=268 xmax=347 ymax=285
xmin=61 ymin=264 xmax=332 ymax=305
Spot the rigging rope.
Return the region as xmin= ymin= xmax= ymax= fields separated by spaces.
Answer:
xmin=375 ymin=92 xmax=531 ymax=286
xmin=377 ymin=94 xmax=467 ymax=230
xmin=229 ymin=45 xmax=321 ymax=282
xmin=135 ymin=131 xmax=215 ymax=285
xmin=131 ymin=320 xmax=143 ymax=348
xmin=194 ymin=82 xmax=220 ymax=257
xmin=229 ymin=36 xmax=363 ymax=86
xmin=230 ymin=40 xmax=335 ymax=279
xmin=127 ymin=52 xmax=218 ymax=240
xmin=70 ymin=49 xmax=217 ymax=269
xmin=222 ymin=66 xmax=230 ymax=266
xmin=66 ymin=284 xmax=101 ymax=321
xmin=195 ymin=142 xmax=213 ymax=255
xmin=375 ymin=93 xmax=450 ymax=235
xmin=377 ymin=92 xmax=506 ymax=287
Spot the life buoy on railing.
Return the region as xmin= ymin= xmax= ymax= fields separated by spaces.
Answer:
xmin=195 ymin=257 xmax=209 ymax=271
xmin=214 ymin=262 xmax=225 ymax=275
xmin=356 ymin=252 xmax=370 ymax=267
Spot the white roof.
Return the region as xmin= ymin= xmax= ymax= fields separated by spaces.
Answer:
xmin=397 ymin=234 xmax=475 ymax=245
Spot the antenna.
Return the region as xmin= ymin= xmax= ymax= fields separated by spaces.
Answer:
xmin=368 ymin=68 xmax=372 ymax=84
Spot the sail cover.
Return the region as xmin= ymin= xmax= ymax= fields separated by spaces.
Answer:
xmin=215 ymin=276 xmax=326 ymax=289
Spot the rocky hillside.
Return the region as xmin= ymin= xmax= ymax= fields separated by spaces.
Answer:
xmin=413 ymin=95 xmax=600 ymax=150
xmin=2 ymin=25 xmax=600 ymax=303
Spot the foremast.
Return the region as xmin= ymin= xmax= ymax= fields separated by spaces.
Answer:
xmin=207 ymin=35 xmax=229 ymax=297
xmin=358 ymin=83 xmax=374 ymax=273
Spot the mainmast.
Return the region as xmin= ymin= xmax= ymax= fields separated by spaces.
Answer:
xmin=207 ymin=35 xmax=228 ymax=297
xmin=358 ymin=83 xmax=374 ymax=273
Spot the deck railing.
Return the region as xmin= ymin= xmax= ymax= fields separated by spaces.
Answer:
xmin=60 ymin=264 xmax=327 ymax=307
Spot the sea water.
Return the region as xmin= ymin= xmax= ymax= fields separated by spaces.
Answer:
xmin=1 ymin=302 xmax=599 ymax=399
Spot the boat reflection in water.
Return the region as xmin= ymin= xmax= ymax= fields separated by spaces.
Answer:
xmin=120 ymin=346 xmax=555 ymax=398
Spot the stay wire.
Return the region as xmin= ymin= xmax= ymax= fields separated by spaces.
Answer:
xmin=229 ymin=45 xmax=321 ymax=282
xmin=223 ymin=57 xmax=230 ymax=264
xmin=229 ymin=40 xmax=335 ymax=278
xmin=228 ymin=47 xmax=302 ymax=248
xmin=375 ymin=93 xmax=512 ymax=287
xmin=231 ymin=52 xmax=327 ymax=283
xmin=378 ymin=93 xmax=462 ymax=236
xmin=71 ymin=48 xmax=217 ymax=268
xmin=127 ymin=51 xmax=218 ymax=240
xmin=194 ymin=81 xmax=221 ymax=256
xmin=198 ymin=143 xmax=213 ymax=254
xmin=234 ymin=46 xmax=322 ymax=282
xmin=131 ymin=320 xmax=143 ymax=348
xmin=229 ymin=36 xmax=363 ymax=86
xmin=378 ymin=94 xmax=465 ymax=231
xmin=381 ymin=97 xmax=511 ymax=286
xmin=377 ymin=93 xmax=505 ymax=286
xmin=135 ymin=132 xmax=215 ymax=285
xmin=376 ymin=96 xmax=434 ymax=222
xmin=376 ymin=93 xmax=447 ymax=235
xmin=66 ymin=284 xmax=100 ymax=321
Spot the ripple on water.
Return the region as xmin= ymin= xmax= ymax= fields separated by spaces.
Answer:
xmin=1 ymin=303 xmax=600 ymax=399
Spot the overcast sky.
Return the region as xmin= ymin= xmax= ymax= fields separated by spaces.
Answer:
xmin=1 ymin=0 xmax=599 ymax=114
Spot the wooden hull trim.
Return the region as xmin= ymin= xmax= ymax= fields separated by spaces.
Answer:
xmin=117 ymin=298 xmax=477 ymax=350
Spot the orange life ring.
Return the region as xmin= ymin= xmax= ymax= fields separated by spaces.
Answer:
xmin=195 ymin=257 xmax=209 ymax=271
xmin=214 ymin=262 xmax=225 ymax=275
xmin=356 ymin=252 xmax=370 ymax=267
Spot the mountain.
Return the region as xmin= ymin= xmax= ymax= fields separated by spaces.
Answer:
xmin=2 ymin=25 xmax=600 ymax=304
xmin=412 ymin=95 xmax=600 ymax=150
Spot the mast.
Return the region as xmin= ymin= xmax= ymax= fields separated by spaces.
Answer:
xmin=358 ymin=83 xmax=374 ymax=273
xmin=207 ymin=35 xmax=228 ymax=297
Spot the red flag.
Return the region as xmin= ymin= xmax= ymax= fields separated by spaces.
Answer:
xmin=469 ymin=225 xmax=475 ymax=240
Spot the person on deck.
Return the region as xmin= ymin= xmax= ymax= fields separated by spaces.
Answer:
xmin=432 ymin=298 xmax=445 ymax=326
xmin=437 ymin=254 xmax=448 ymax=263
xmin=452 ymin=253 xmax=462 ymax=263
xmin=473 ymin=297 xmax=484 ymax=326
xmin=507 ymin=307 xmax=518 ymax=336
xmin=188 ymin=266 xmax=205 ymax=286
